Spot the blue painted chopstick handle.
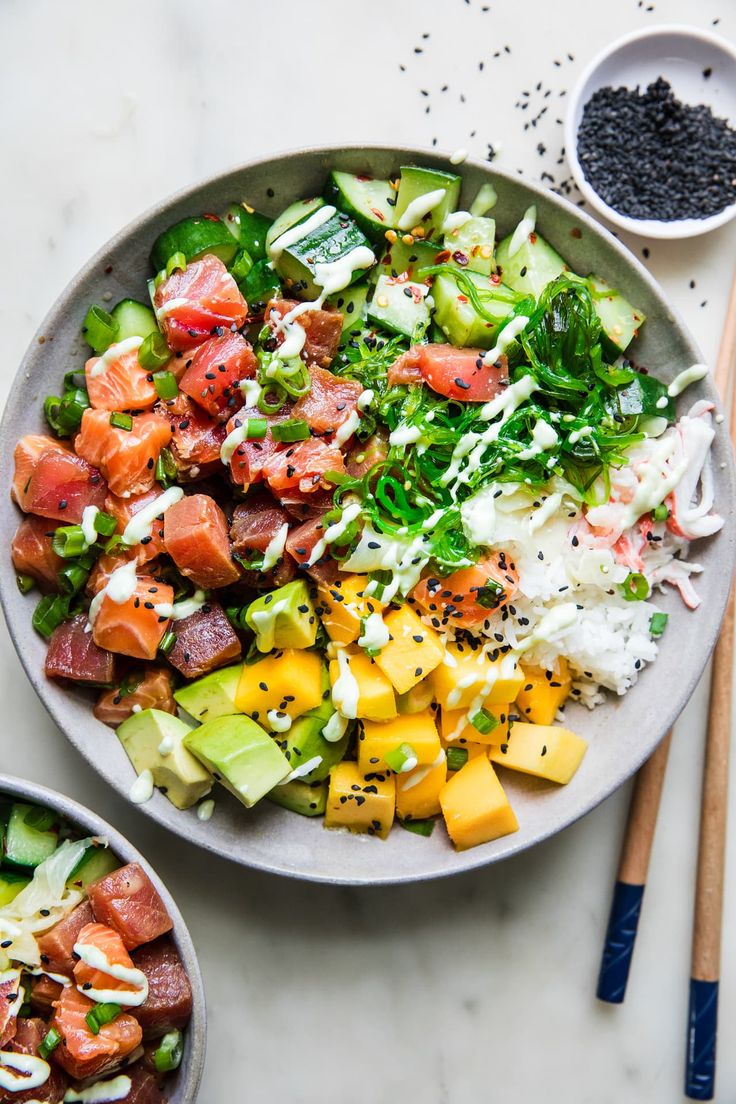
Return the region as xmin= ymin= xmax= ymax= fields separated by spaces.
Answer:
xmin=596 ymin=880 xmax=645 ymax=1004
xmin=685 ymin=978 xmax=719 ymax=1100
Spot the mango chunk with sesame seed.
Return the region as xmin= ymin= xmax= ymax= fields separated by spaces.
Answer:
xmin=373 ymin=605 xmax=444 ymax=695
xmin=235 ymin=650 xmax=324 ymax=728
xmin=317 ymin=574 xmax=384 ymax=646
xmin=396 ymin=756 xmax=447 ymax=821
xmin=328 ymin=648 xmax=397 ymax=721
xmin=430 ymin=643 xmax=524 ymax=710
xmin=516 ymin=660 xmax=572 ymax=725
xmin=489 ymin=721 xmax=587 ymax=785
xmin=324 ymin=761 xmax=395 ymax=839
xmin=358 ymin=709 xmax=441 ymax=774
xmin=439 ymin=704 xmax=511 ymax=746
xmin=439 ymin=755 xmax=518 ymax=850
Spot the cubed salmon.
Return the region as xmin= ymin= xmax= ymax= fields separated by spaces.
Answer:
xmin=92 ymin=577 xmax=174 ymax=661
xmin=75 ymin=409 xmax=173 ymax=497
xmin=51 ymin=985 xmax=142 ymax=1082
xmin=179 ymin=331 xmax=255 ymax=421
xmin=87 ymin=863 xmax=173 ymax=951
xmin=86 ymin=343 xmax=158 ymax=411
xmin=12 ymin=516 xmax=64 ymax=592
xmin=163 ymin=494 xmax=239 ymax=589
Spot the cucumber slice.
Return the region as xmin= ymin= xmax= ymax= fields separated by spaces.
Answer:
xmin=0 ymin=871 xmax=31 ymax=907
xmin=394 ymin=166 xmax=461 ymax=240
xmin=267 ymin=778 xmax=327 ymax=817
xmin=327 ymin=281 xmax=369 ymax=338
xmin=265 ymin=197 xmax=325 ymax=255
xmin=111 ymin=299 xmax=158 ymax=342
xmin=325 ymin=171 xmax=397 ymax=243
xmin=274 ymin=211 xmax=374 ymax=299
xmin=3 ymin=804 xmax=59 ymax=869
xmin=376 ymin=237 xmax=445 ymax=282
xmin=496 ymin=231 xmax=567 ymax=299
xmin=444 ymin=216 xmax=496 ymax=276
xmin=222 ymin=203 xmax=272 ymax=262
xmin=239 ymin=259 xmax=281 ymax=307
xmin=150 ymin=216 xmax=239 ymax=273
xmin=67 ymin=845 xmax=119 ymax=889
xmin=367 ymin=274 xmax=432 ymax=339
xmin=588 ymin=274 xmax=645 ymax=354
xmin=432 ymin=271 xmax=520 ymax=348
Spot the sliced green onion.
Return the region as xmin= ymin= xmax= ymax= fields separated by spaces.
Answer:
xmin=140 ymin=334 xmax=172 ymax=374
xmin=38 ymin=1028 xmax=61 ymax=1060
xmin=653 ymin=504 xmax=670 ymax=522
xmin=158 ymin=629 xmax=177 ymax=656
xmin=245 ymin=417 xmax=268 ymax=439
xmin=620 ymin=572 xmax=650 ymax=602
xmin=230 ymin=249 xmax=254 ymax=282
xmin=155 ymin=447 xmax=178 ymax=486
xmin=257 ymin=385 xmax=288 ymax=415
xmin=384 ymin=742 xmax=418 ymax=773
xmin=225 ymin=606 xmax=249 ymax=631
xmin=85 ymin=1002 xmax=122 ymax=1036
xmin=271 ymin=418 xmax=311 ymax=444
xmin=470 ymin=708 xmax=499 ymax=736
xmin=446 ymin=747 xmax=469 ymax=772
xmin=59 ymin=563 xmax=90 ymax=596
xmin=399 ymin=817 xmax=435 ymax=837
xmin=323 ymin=469 xmax=352 ymax=486
xmin=152 ymin=369 xmax=178 ymax=400
xmin=153 ymin=269 xmax=167 ymax=291
xmin=16 ymin=573 xmax=34 ymax=595
xmin=32 ymin=594 xmax=71 ymax=639
xmin=82 ymin=305 xmax=119 ymax=354
xmin=24 ymin=806 xmax=55 ymax=831
xmin=153 ymin=1029 xmax=184 ymax=1073
xmin=110 ymin=412 xmax=133 ymax=432
xmin=93 ymin=511 xmax=118 ymax=538
xmin=475 ymin=578 xmax=504 ymax=609
xmin=44 ymin=388 xmax=90 ymax=438
xmin=166 ymin=252 xmax=187 ymax=277
xmin=649 ymin=612 xmax=669 ymax=637
xmin=52 ymin=525 xmax=88 ymax=559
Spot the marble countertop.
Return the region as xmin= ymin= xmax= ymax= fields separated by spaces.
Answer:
xmin=2 ymin=0 xmax=735 ymax=1099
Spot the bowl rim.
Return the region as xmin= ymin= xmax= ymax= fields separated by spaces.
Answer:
xmin=0 ymin=143 xmax=734 ymax=885
xmin=564 ymin=23 xmax=736 ymax=239
xmin=0 ymin=771 xmax=206 ymax=1101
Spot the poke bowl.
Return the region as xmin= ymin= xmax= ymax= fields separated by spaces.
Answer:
xmin=0 ymin=146 xmax=734 ymax=886
xmin=0 ymin=773 xmax=205 ymax=1102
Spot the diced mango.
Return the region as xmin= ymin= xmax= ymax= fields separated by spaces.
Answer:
xmin=430 ymin=643 xmax=523 ymax=709
xmin=317 ymin=574 xmax=384 ymax=646
xmin=328 ymin=649 xmax=397 ymax=721
xmin=236 ymin=650 xmax=324 ymax=728
xmin=439 ymin=704 xmax=511 ymax=746
xmin=358 ymin=710 xmax=441 ymax=774
xmin=489 ymin=721 xmax=587 ymax=784
xmin=439 ymin=755 xmax=518 ymax=850
xmin=373 ymin=605 xmax=444 ymax=694
xmin=396 ymin=679 xmax=435 ymax=714
xmin=396 ymin=757 xmax=447 ymax=820
xmin=324 ymin=761 xmax=395 ymax=839
xmin=516 ymin=659 xmax=572 ymax=725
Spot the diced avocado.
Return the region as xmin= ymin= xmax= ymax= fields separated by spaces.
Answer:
xmin=245 ymin=579 xmax=318 ymax=654
xmin=265 ymin=197 xmax=325 ymax=255
xmin=118 ymin=709 xmax=213 ymax=810
xmin=277 ymin=668 xmax=349 ymax=783
xmin=3 ymin=804 xmax=59 ymax=869
xmin=150 ymin=216 xmax=239 ymax=273
xmin=325 ymin=171 xmax=397 ymax=243
xmin=274 ymin=211 xmax=374 ymax=299
xmin=67 ymin=845 xmax=119 ymax=890
xmin=267 ymin=778 xmax=328 ymax=817
xmin=0 ymin=870 xmax=31 ymax=906
xmin=587 ymin=274 xmax=646 ymax=354
xmin=367 ymin=274 xmax=432 ymax=339
xmin=111 ymin=300 xmax=159 ymax=342
xmin=495 ymin=231 xmax=567 ymax=299
xmin=327 ymin=281 xmax=370 ymax=339
xmin=394 ymin=166 xmax=461 ymax=240
xmin=174 ymin=663 xmax=244 ymax=723
xmin=444 ymin=216 xmax=496 ymax=276
xmin=432 ymin=270 xmax=520 ymax=348
xmin=377 ymin=236 xmax=445 ymax=282
xmin=221 ymin=202 xmax=272 ymax=261
xmin=184 ymin=715 xmax=289 ymax=808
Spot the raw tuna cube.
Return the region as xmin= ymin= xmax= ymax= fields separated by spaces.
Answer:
xmin=0 ymin=971 xmax=20 ymax=1047
xmin=163 ymin=494 xmax=239 ymax=589
xmin=122 ymin=1063 xmax=166 ymax=1103
xmin=131 ymin=937 xmax=193 ymax=1039
xmin=155 ymin=394 xmax=227 ymax=479
xmin=36 ymin=901 xmax=94 ymax=977
xmin=267 ymin=299 xmax=343 ymax=367
xmin=229 ymin=494 xmax=290 ymax=558
xmin=45 ymin=616 xmax=116 ymax=685
xmin=29 ymin=974 xmax=63 ymax=1018
xmin=12 ymin=435 xmax=70 ymax=509
xmin=22 ymin=448 xmax=107 ymax=523
xmin=179 ymin=331 xmax=255 ymax=421
xmin=11 ymin=516 xmax=64 ymax=592
xmin=87 ymin=863 xmax=173 ymax=950
xmin=154 ymin=253 xmax=247 ymax=351
xmin=292 ymin=365 xmax=363 ymax=436
xmin=263 ymin=439 xmax=344 ymax=495
xmin=168 ymin=602 xmax=241 ymax=679
xmin=6 ymin=1016 xmax=67 ymax=1103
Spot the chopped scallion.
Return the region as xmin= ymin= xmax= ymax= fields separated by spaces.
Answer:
xmin=32 ymin=594 xmax=71 ymax=639
xmin=153 ymin=1029 xmax=184 ymax=1073
xmin=399 ymin=817 xmax=435 ymax=837
xmin=44 ymin=388 xmax=90 ymax=438
xmin=82 ymin=305 xmax=119 ymax=355
xmin=59 ymin=563 xmax=90 ymax=596
xmin=470 ymin=708 xmax=499 ymax=736
xmin=158 ymin=630 xmax=177 ymax=656
xmin=475 ymin=578 xmax=504 ymax=609
xmin=166 ymin=252 xmax=187 ymax=277
xmin=85 ymin=1002 xmax=122 ymax=1036
xmin=52 ymin=525 xmax=88 ymax=560
xmin=245 ymin=418 xmax=268 ymax=439
xmin=230 ymin=249 xmax=254 ymax=282
xmin=652 ymin=504 xmax=670 ymax=522
xmin=155 ymin=448 xmax=177 ymax=486
xmin=152 ymin=369 xmax=178 ymax=400
xmin=620 ymin=572 xmax=650 ymax=602
xmin=140 ymin=333 xmax=172 ymax=374
xmin=39 ymin=1028 xmax=61 ymax=1060
xmin=384 ymin=742 xmax=418 ymax=773
xmin=271 ymin=418 xmax=311 ymax=443
xmin=16 ymin=573 xmax=35 ymax=595
xmin=649 ymin=612 xmax=669 ymax=637
xmin=446 ymin=747 xmax=469 ymax=772
xmin=110 ymin=412 xmax=133 ymax=432
xmin=94 ymin=511 xmax=118 ymax=538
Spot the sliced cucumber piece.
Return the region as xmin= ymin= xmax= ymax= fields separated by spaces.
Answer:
xmin=150 ymin=216 xmax=239 ymax=273
xmin=496 ymin=230 xmax=567 ymax=299
xmin=432 ymin=271 xmax=520 ymax=348
xmin=376 ymin=237 xmax=445 ymax=282
xmin=0 ymin=871 xmax=31 ymax=907
xmin=3 ymin=804 xmax=59 ymax=869
xmin=274 ymin=211 xmax=374 ymax=299
xmin=267 ymin=778 xmax=327 ymax=816
xmin=327 ymin=281 xmax=370 ymax=338
xmin=588 ymin=274 xmax=645 ymax=354
xmin=444 ymin=216 xmax=496 ymax=276
xmin=239 ymin=259 xmax=281 ymax=307
xmin=67 ymin=845 xmax=119 ymax=889
xmin=222 ymin=203 xmax=272 ymax=262
xmin=368 ymin=274 xmax=432 ymax=339
xmin=111 ymin=299 xmax=158 ymax=343
xmin=325 ymin=171 xmax=397 ymax=242
xmin=265 ymin=197 xmax=325 ymax=255
xmin=394 ymin=166 xmax=461 ymax=240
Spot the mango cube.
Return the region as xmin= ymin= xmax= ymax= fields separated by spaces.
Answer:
xmin=516 ymin=659 xmax=572 ymax=725
xmin=396 ymin=757 xmax=447 ymax=821
xmin=324 ymin=761 xmax=395 ymax=839
xmin=430 ymin=643 xmax=523 ymax=710
xmin=439 ymin=755 xmax=518 ymax=849
xmin=489 ymin=721 xmax=587 ymax=784
xmin=328 ymin=649 xmax=397 ymax=721
xmin=374 ymin=605 xmax=444 ymax=694
xmin=236 ymin=650 xmax=324 ymax=727
xmin=358 ymin=709 xmax=441 ymax=774
xmin=439 ymin=704 xmax=511 ymax=746
xmin=317 ymin=574 xmax=383 ymax=646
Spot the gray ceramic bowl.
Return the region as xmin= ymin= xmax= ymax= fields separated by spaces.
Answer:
xmin=1 ymin=146 xmax=734 ymax=886
xmin=0 ymin=772 xmax=206 ymax=1101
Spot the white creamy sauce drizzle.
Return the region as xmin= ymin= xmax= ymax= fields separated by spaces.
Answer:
xmin=268 ymin=204 xmax=335 ymax=261
xmin=321 ymin=711 xmax=349 ymax=744
xmin=197 ymin=799 xmax=215 ymax=822
xmin=267 ymin=709 xmax=293 ymax=732
xmin=399 ymin=750 xmax=446 ymax=791
xmin=64 ymin=1074 xmax=133 ymax=1102
xmin=397 ymin=188 xmax=447 ymax=231
xmin=72 ymin=942 xmax=149 ymax=1007
xmin=239 ymin=378 xmax=262 ymax=407
xmin=568 ymin=425 xmax=593 ymax=445
xmin=250 ymin=599 xmax=287 ymax=653
xmin=442 ymin=210 xmax=473 ymax=234
xmin=357 ymin=388 xmax=374 ymax=411
xmin=0 ymin=1050 xmax=50 ymax=1092
xmin=88 ymin=561 xmax=138 ymax=627
xmin=358 ymin=612 xmax=390 ymax=651
xmin=667 ymin=363 xmax=708 ymax=397
xmin=507 ymin=205 xmax=537 ymax=257
xmin=81 ymin=506 xmax=99 ymax=546
xmin=449 ymin=147 xmax=468 ymax=165
xmin=261 ymin=523 xmax=289 ymax=572
xmin=516 ymin=418 xmax=559 ymax=461
xmin=153 ymin=589 xmax=206 ymax=621
xmin=481 ymin=314 xmax=530 ymax=366
xmin=220 ymin=422 xmax=251 ymax=466
xmin=334 ymin=408 xmax=361 ymax=446
xmin=469 ymin=183 xmax=497 ymax=217
xmin=88 ymin=336 xmax=143 ymax=378
xmin=331 ymin=649 xmax=360 ymax=719
xmin=447 ymin=652 xmax=518 ymax=742
xmin=314 ymin=247 xmax=375 ymax=296
xmin=157 ymin=735 xmax=174 ymax=757
xmin=388 ymin=423 xmax=423 ymax=447
xmin=343 ymin=527 xmax=431 ymax=604
xmin=122 ymin=486 xmax=183 ymax=545
xmin=307 ymin=502 xmax=362 ymax=567
xmin=278 ymin=756 xmax=323 ymax=784
xmin=128 ymin=769 xmax=154 ymax=806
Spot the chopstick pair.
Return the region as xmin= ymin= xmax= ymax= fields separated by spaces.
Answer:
xmin=596 ymin=270 xmax=736 ymax=1101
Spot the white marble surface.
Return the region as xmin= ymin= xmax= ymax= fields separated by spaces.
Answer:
xmin=1 ymin=0 xmax=735 ymax=1099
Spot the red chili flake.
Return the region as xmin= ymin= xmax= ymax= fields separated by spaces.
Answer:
xmin=457 ymin=295 xmax=468 ymax=304
xmin=570 ymin=227 xmax=582 ymax=239
xmin=529 ymin=231 xmax=538 ymax=244
xmin=452 ymin=250 xmax=469 ymax=267
xmin=435 ymin=249 xmax=452 ymax=264
xmin=490 ymin=273 xmax=502 ymax=285
xmin=203 ymin=213 xmax=220 ymax=222
xmin=370 ymin=208 xmax=386 ymax=221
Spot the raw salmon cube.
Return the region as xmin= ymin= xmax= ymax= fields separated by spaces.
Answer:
xmin=85 ymin=342 xmax=157 ymax=411
xmin=75 ymin=409 xmax=173 ymax=497
xmin=52 ymin=986 xmax=142 ymax=1081
xmin=87 ymin=863 xmax=173 ymax=950
xmin=163 ymin=494 xmax=239 ymax=588
xmin=92 ymin=577 xmax=174 ymax=661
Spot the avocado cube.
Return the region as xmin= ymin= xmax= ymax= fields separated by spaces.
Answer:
xmin=245 ymin=579 xmax=318 ymax=654
xmin=267 ymin=778 xmax=328 ymax=817
xmin=118 ymin=709 xmax=213 ymax=810
xmin=174 ymin=663 xmax=243 ymax=723
xmin=184 ymin=714 xmax=290 ymax=808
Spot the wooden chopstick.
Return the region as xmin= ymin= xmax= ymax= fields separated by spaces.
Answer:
xmin=597 ymin=267 xmax=736 ymax=1011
